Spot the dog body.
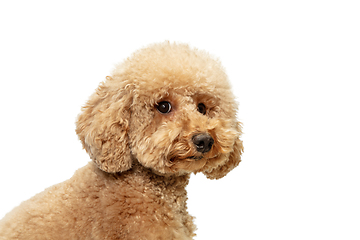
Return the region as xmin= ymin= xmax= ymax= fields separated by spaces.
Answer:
xmin=0 ymin=42 xmax=243 ymax=239
xmin=0 ymin=162 xmax=194 ymax=239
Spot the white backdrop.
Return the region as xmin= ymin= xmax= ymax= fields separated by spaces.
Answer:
xmin=0 ymin=1 xmax=359 ymax=239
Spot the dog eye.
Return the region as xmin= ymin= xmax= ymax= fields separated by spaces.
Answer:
xmin=197 ymin=103 xmax=206 ymax=115
xmin=157 ymin=101 xmax=172 ymax=114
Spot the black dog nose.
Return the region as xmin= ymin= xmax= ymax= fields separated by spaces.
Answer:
xmin=192 ymin=134 xmax=214 ymax=153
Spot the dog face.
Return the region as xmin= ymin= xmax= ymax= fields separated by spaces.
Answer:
xmin=76 ymin=43 xmax=243 ymax=179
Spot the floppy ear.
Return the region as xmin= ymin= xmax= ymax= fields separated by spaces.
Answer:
xmin=76 ymin=79 xmax=133 ymax=173
xmin=203 ymin=122 xmax=244 ymax=180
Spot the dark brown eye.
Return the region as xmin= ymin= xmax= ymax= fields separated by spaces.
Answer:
xmin=157 ymin=101 xmax=172 ymax=114
xmin=197 ymin=103 xmax=206 ymax=115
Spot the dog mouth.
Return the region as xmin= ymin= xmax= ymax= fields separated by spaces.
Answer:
xmin=169 ymin=155 xmax=203 ymax=163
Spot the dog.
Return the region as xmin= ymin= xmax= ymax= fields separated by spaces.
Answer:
xmin=0 ymin=42 xmax=243 ymax=240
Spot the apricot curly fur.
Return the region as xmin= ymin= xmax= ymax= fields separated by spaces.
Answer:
xmin=0 ymin=42 xmax=243 ymax=239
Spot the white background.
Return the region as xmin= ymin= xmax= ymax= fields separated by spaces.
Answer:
xmin=0 ymin=1 xmax=359 ymax=239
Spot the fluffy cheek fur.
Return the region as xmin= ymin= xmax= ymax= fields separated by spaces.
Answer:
xmin=129 ymin=107 xmax=241 ymax=176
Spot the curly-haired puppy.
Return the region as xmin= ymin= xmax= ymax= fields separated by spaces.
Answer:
xmin=0 ymin=42 xmax=243 ymax=240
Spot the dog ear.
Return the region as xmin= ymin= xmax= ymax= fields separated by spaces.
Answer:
xmin=76 ymin=78 xmax=133 ymax=173
xmin=203 ymin=122 xmax=244 ymax=179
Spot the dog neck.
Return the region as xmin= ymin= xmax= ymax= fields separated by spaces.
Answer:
xmin=93 ymin=159 xmax=191 ymax=206
xmin=118 ymin=159 xmax=191 ymax=193
xmin=93 ymin=160 xmax=195 ymax=233
xmin=86 ymin=160 xmax=196 ymax=237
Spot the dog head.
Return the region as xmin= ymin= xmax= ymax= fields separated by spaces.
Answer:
xmin=76 ymin=42 xmax=243 ymax=179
